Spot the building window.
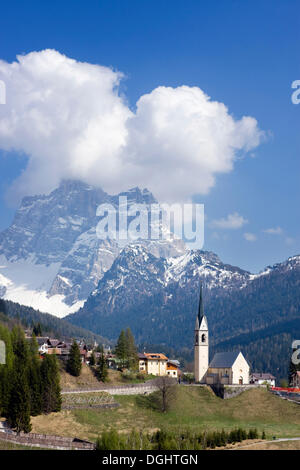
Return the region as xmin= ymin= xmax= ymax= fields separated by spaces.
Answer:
xmin=201 ymin=334 xmax=206 ymax=343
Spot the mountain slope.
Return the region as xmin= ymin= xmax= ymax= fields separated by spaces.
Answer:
xmin=0 ymin=181 xmax=169 ymax=315
xmin=69 ymin=247 xmax=300 ymax=343
xmin=0 ymin=299 xmax=109 ymax=345
xmin=67 ymin=250 xmax=300 ymax=379
xmin=1 ymin=180 xmax=299 ymax=380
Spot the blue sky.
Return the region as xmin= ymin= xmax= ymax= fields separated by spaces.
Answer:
xmin=0 ymin=0 xmax=299 ymax=272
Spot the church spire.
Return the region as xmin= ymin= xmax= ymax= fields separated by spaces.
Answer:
xmin=195 ymin=282 xmax=206 ymax=329
xmin=198 ymin=282 xmax=204 ymax=321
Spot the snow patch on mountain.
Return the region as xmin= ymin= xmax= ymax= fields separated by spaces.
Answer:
xmin=3 ymin=284 xmax=83 ymax=317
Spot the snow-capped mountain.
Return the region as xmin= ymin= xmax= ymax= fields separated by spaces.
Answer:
xmin=0 ymin=180 xmax=184 ymax=316
xmin=66 ymin=243 xmax=252 ymax=336
xmin=67 ymin=247 xmax=300 ymax=348
xmin=1 ymin=179 xmax=299 ymax=339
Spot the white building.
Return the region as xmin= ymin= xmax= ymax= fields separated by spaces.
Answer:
xmin=250 ymin=373 xmax=276 ymax=387
xmin=194 ymin=285 xmax=250 ymax=385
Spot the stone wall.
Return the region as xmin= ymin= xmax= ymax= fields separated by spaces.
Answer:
xmin=210 ymin=384 xmax=267 ymax=399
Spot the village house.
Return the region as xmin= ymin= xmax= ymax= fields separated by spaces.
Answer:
xmin=166 ymin=361 xmax=179 ymax=378
xmin=27 ymin=336 xmax=87 ymax=363
xmin=291 ymin=371 xmax=300 ymax=388
xmin=35 ymin=337 xmax=51 ymax=355
xmin=138 ymin=353 xmax=180 ymax=377
xmin=250 ymin=373 xmax=276 ymax=387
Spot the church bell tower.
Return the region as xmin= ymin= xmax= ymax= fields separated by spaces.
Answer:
xmin=194 ymin=283 xmax=209 ymax=383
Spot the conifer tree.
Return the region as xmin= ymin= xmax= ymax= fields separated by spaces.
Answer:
xmin=32 ymin=322 xmax=42 ymax=337
xmin=28 ymin=355 xmax=42 ymax=416
xmin=115 ymin=330 xmax=127 ymax=368
xmin=29 ymin=333 xmax=39 ymax=357
xmin=11 ymin=325 xmax=29 ymax=363
xmin=0 ymin=324 xmax=14 ymax=417
xmin=8 ymin=363 xmax=32 ymax=433
xmin=125 ymin=327 xmax=138 ymax=370
xmin=7 ymin=327 xmax=31 ymax=433
xmin=66 ymin=340 xmax=82 ymax=377
xmin=89 ymin=351 xmax=96 ymax=366
xmin=40 ymin=355 xmax=61 ymax=413
xmin=97 ymin=346 xmax=108 ymax=382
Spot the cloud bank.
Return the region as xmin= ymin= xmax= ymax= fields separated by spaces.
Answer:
xmin=0 ymin=50 xmax=264 ymax=202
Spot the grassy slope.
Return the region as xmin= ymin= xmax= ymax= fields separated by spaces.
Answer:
xmin=31 ymin=386 xmax=300 ymax=443
xmin=236 ymin=440 xmax=300 ymax=450
xmin=60 ymin=363 xmax=101 ymax=390
xmin=60 ymin=364 xmax=155 ymax=390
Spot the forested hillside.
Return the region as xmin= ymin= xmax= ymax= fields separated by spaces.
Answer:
xmin=0 ymin=299 xmax=109 ymax=346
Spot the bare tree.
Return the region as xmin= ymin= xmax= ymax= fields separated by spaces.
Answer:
xmin=154 ymin=376 xmax=177 ymax=413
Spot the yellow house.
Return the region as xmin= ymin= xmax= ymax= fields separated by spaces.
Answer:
xmin=138 ymin=353 xmax=168 ymax=376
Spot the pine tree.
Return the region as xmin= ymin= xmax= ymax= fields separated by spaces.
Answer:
xmin=0 ymin=324 xmax=14 ymax=417
xmin=40 ymin=355 xmax=61 ymax=413
xmin=29 ymin=333 xmax=39 ymax=357
xmin=32 ymin=322 xmax=42 ymax=337
xmin=8 ymin=364 xmax=32 ymax=433
xmin=11 ymin=325 xmax=29 ymax=364
xmin=115 ymin=330 xmax=127 ymax=368
xmin=66 ymin=340 xmax=82 ymax=377
xmin=7 ymin=327 xmax=31 ymax=433
xmin=28 ymin=355 xmax=42 ymax=416
xmin=125 ymin=328 xmax=138 ymax=370
xmin=97 ymin=346 xmax=108 ymax=382
xmin=89 ymin=351 xmax=96 ymax=366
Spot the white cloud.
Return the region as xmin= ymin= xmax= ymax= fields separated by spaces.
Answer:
xmin=244 ymin=232 xmax=257 ymax=242
xmin=262 ymin=226 xmax=283 ymax=235
xmin=210 ymin=212 xmax=248 ymax=230
xmin=0 ymin=49 xmax=264 ymax=202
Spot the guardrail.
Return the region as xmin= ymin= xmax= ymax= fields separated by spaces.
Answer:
xmin=271 ymin=387 xmax=300 ymax=393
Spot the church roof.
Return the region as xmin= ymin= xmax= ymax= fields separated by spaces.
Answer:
xmin=195 ymin=283 xmax=207 ymax=330
xmin=209 ymin=351 xmax=243 ymax=368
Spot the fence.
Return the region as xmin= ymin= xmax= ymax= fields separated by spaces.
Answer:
xmin=62 ymin=383 xmax=158 ymax=395
xmin=0 ymin=430 xmax=95 ymax=450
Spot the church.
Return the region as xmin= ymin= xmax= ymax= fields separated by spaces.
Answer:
xmin=194 ymin=285 xmax=250 ymax=385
